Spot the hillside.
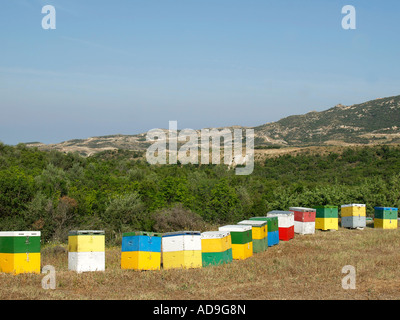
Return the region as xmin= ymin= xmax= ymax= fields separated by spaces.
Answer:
xmin=25 ymin=94 xmax=400 ymax=156
xmin=255 ymin=94 xmax=400 ymax=147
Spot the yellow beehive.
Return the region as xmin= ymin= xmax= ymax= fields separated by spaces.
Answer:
xmin=121 ymin=251 xmax=162 ymax=270
xmin=315 ymin=218 xmax=339 ymax=231
xmin=374 ymin=218 xmax=397 ymax=229
xmin=68 ymin=234 xmax=105 ymax=252
xmin=68 ymin=230 xmax=105 ymax=273
xmin=201 ymin=234 xmax=232 ymax=252
xmin=231 ymin=242 xmax=253 ymax=259
xmin=121 ymin=232 xmax=162 ymax=271
xmin=162 ymin=250 xmax=202 ymax=270
xmin=341 ymin=204 xmax=366 ymax=217
xmin=0 ymin=252 xmax=41 ymax=274
xmin=162 ymin=231 xmax=202 ymax=270
xmin=0 ymin=231 xmax=41 ymax=275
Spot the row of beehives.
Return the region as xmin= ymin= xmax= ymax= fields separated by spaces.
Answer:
xmin=0 ymin=205 xmax=398 ymax=274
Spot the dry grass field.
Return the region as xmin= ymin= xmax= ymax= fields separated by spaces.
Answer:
xmin=1 ymin=223 xmax=399 ymax=300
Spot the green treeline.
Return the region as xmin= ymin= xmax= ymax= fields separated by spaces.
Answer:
xmin=1 ymin=142 xmax=400 ymax=244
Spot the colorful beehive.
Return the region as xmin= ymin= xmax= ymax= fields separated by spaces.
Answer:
xmin=289 ymin=207 xmax=316 ymax=235
xmin=162 ymin=231 xmax=202 ymax=270
xmin=121 ymin=231 xmax=162 ymax=270
xmin=340 ymin=204 xmax=367 ymax=229
xmin=201 ymin=231 xmax=233 ymax=267
xmin=267 ymin=211 xmax=294 ymax=241
xmin=237 ymin=220 xmax=268 ymax=253
xmin=68 ymin=230 xmax=105 ymax=273
xmin=374 ymin=207 xmax=398 ymax=229
xmin=314 ymin=205 xmax=339 ymax=231
xmin=218 ymin=225 xmax=252 ymax=260
xmin=249 ymin=217 xmax=279 ymax=246
xmin=0 ymin=231 xmax=41 ymax=274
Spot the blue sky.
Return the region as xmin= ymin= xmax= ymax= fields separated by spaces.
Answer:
xmin=1 ymin=0 xmax=400 ymax=145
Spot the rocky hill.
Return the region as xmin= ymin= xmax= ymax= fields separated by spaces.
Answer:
xmin=26 ymin=94 xmax=400 ymax=156
xmin=254 ymin=94 xmax=400 ymax=147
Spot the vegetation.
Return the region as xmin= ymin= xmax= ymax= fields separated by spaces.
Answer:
xmin=1 ymin=142 xmax=400 ymax=245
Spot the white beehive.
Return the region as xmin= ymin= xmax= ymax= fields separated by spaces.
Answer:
xmin=68 ymin=230 xmax=105 ymax=273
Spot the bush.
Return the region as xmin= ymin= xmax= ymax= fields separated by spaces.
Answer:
xmin=102 ymin=192 xmax=148 ymax=242
xmin=152 ymin=204 xmax=208 ymax=233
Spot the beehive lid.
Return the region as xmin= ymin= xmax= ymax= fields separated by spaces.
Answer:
xmin=237 ymin=220 xmax=267 ymax=227
xmin=201 ymin=231 xmax=230 ymax=239
xmin=289 ymin=207 xmax=316 ymax=212
xmin=218 ymin=225 xmax=252 ymax=232
xmin=374 ymin=207 xmax=398 ymax=210
xmin=0 ymin=231 xmax=41 ymax=237
xmin=341 ymin=204 xmax=366 ymax=208
xmin=122 ymin=231 xmax=162 ymax=237
xmin=68 ymin=230 xmax=105 ymax=235
xmin=314 ymin=205 xmax=338 ymax=209
xmin=267 ymin=210 xmax=294 ymax=216
xmin=162 ymin=231 xmax=201 ymax=237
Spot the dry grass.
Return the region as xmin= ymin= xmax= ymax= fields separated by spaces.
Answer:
xmin=1 ymin=224 xmax=399 ymax=300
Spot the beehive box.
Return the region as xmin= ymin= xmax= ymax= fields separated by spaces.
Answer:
xmin=218 ymin=225 xmax=252 ymax=260
xmin=374 ymin=207 xmax=398 ymax=229
xmin=314 ymin=205 xmax=339 ymax=231
xmin=341 ymin=204 xmax=366 ymax=228
xmin=162 ymin=231 xmax=202 ymax=270
xmin=68 ymin=230 xmax=105 ymax=273
xmin=249 ymin=217 xmax=279 ymax=246
xmin=121 ymin=231 xmax=162 ymax=271
xmin=201 ymin=231 xmax=232 ymax=267
xmin=237 ymin=220 xmax=268 ymax=253
xmin=0 ymin=231 xmax=41 ymax=274
xmin=289 ymin=207 xmax=316 ymax=235
xmin=267 ymin=211 xmax=295 ymax=241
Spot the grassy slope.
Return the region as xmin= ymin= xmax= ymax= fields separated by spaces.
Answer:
xmin=1 ymin=223 xmax=399 ymax=300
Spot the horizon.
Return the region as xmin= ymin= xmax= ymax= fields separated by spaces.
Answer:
xmin=14 ymin=92 xmax=400 ymax=146
xmin=1 ymin=0 xmax=400 ymax=145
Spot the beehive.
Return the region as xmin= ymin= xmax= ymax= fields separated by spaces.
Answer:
xmin=201 ymin=231 xmax=232 ymax=267
xmin=340 ymin=204 xmax=366 ymax=228
xmin=0 ymin=231 xmax=41 ymax=274
xmin=249 ymin=217 xmax=279 ymax=246
xmin=374 ymin=207 xmax=398 ymax=229
xmin=237 ymin=220 xmax=268 ymax=253
xmin=289 ymin=207 xmax=316 ymax=235
xmin=314 ymin=205 xmax=339 ymax=231
xmin=121 ymin=231 xmax=162 ymax=271
xmin=68 ymin=230 xmax=105 ymax=273
xmin=162 ymin=231 xmax=202 ymax=270
xmin=267 ymin=211 xmax=294 ymax=241
xmin=218 ymin=225 xmax=252 ymax=260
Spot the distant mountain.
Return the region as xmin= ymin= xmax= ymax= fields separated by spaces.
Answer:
xmin=254 ymin=94 xmax=400 ymax=147
xmin=26 ymin=95 xmax=400 ymax=156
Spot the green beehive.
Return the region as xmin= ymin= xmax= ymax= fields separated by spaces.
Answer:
xmin=250 ymin=217 xmax=278 ymax=232
xmin=314 ymin=205 xmax=338 ymax=218
xmin=0 ymin=231 xmax=41 ymax=274
xmin=374 ymin=207 xmax=398 ymax=220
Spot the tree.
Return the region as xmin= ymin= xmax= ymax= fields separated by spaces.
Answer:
xmin=103 ymin=192 xmax=146 ymax=238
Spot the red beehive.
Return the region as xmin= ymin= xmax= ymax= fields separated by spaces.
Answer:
xmin=289 ymin=207 xmax=316 ymax=223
